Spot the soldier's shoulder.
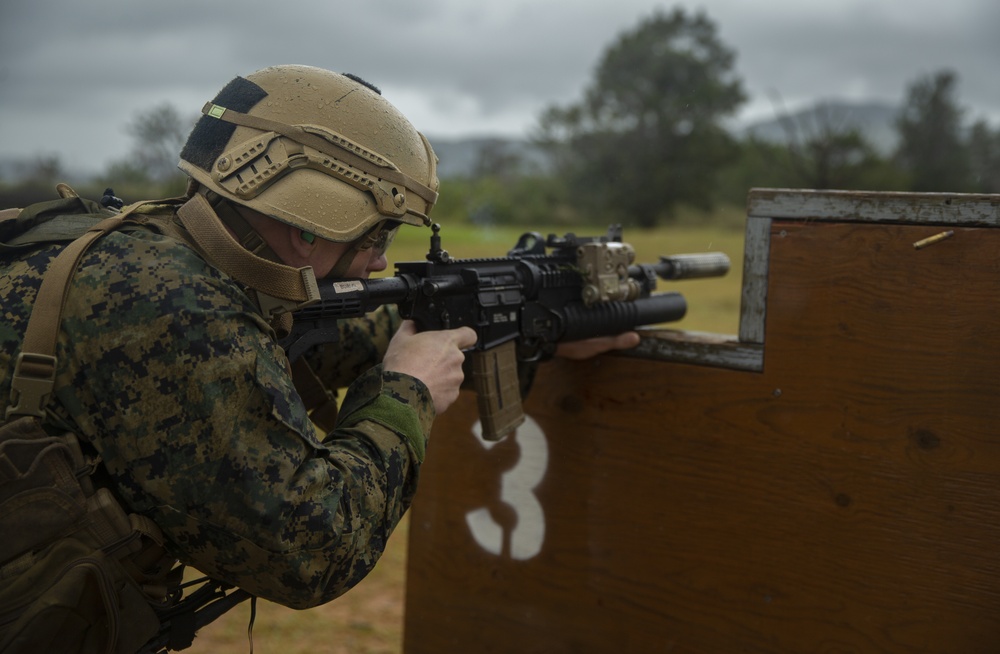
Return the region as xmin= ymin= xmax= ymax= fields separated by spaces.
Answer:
xmin=74 ymin=224 xmax=255 ymax=317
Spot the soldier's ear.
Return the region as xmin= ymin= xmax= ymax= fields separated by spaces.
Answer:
xmin=288 ymin=225 xmax=316 ymax=258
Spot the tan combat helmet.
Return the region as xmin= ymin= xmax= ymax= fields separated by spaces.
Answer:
xmin=178 ymin=65 xmax=439 ymax=244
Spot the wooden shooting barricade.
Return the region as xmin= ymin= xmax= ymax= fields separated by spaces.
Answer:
xmin=402 ymin=189 xmax=1000 ymax=652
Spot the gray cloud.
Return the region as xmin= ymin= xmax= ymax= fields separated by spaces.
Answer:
xmin=2 ymin=0 xmax=997 ymax=176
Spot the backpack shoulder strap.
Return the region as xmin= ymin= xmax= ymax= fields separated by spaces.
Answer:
xmin=5 ymin=203 xmax=146 ymax=420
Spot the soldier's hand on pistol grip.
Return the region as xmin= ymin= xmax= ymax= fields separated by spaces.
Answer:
xmin=382 ymin=320 xmax=479 ymax=415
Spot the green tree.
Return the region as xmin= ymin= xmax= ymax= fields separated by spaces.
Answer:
xmin=895 ymin=70 xmax=971 ymax=192
xmin=0 ymin=154 xmax=67 ymax=208
xmin=473 ymin=140 xmax=524 ymax=180
xmin=433 ymin=175 xmax=573 ymax=228
xmin=967 ymin=119 xmax=1000 ymax=193
xmin=18 ymin=154 xmax=65 ymax=184
xmin=96 ymin=103 xmax=193 ymax=200
xmin=536 ymin=8 xmax=745 ymax=227
xmin=767 ymin=101 xmax=896 ymax=190
xmin=104 ymin=103 xmax=192 ymax=185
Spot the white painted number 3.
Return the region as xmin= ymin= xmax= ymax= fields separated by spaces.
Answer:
xmin=465 ymin=416 xmax=549 ymax=560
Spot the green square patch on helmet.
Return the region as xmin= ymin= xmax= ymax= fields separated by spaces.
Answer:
xmin=178 ymin=65 xmax=439 ymax=243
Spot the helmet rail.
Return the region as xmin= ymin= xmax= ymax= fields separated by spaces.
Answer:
xmin=201 ymin=102 xmax=437 ymax=220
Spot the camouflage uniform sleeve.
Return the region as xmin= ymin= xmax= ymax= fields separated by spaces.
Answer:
xmin=50 ymin=228 xmax=433 ymax=609
xmin=302 ymin=305 xmax=402 ymax=389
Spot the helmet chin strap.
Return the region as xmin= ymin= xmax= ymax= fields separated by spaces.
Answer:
xmin=200 ymin=178 xmax=366 ymax=282
xmin=175 ymin=193 xmax=320 ymax=338
xmin=202 ymin=190 xmax=285 ymax=265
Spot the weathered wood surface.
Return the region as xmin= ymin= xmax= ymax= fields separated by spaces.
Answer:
xmin=404 ymin=208 xmax=1000 ymax=652
xmin=748 ymin=187 xmax=1000 ymax=226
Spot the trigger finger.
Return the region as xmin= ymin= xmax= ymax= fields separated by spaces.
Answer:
xmin=396 ymin=319 xmax=417 ymax=336
xmin=454 ymin=326 xmax=478 ymax=349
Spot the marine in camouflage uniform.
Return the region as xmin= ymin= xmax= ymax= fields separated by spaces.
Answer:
xmin=0 ymin=66 xmax=462 ymax=612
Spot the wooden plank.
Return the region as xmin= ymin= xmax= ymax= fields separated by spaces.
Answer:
xmin=621 ymin=328 xmax=763 ymax=371
xmin=748 ymin=187 xmax=1000 ymax=226
xmin=404 ymin=210 xmax=1000 ymax=652
xmin=739 ymin=215 xmax=771 ymax=346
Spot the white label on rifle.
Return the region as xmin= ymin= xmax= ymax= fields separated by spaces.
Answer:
xmin=332 ymin=281 xmax=365 ymax=293
xmin=465 ymin=416 xmax=548 ymax=560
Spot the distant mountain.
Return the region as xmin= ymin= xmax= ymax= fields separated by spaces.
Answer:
xmin=426 ymin=136 xmax=551 ymax=180
xmin=740 ymin=101 xmax=901 ymax=156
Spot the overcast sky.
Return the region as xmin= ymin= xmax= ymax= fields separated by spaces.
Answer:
xmin=2 ymin=0 xmax=998 ymax=176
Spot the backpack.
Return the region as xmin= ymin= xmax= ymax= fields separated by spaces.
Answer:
xmin=0 ymin=187 xmax=251 ymax=654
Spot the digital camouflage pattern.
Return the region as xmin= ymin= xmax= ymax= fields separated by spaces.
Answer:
xmin=305 ymin=304 xmax=403 ymax=400
xmin=0 ymin=204 xmax=434 ymax=609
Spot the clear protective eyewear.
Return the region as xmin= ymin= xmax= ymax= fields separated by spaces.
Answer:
xmin=325 ymin=218 xmax=404 ymax=279
xmin=355 ymin=219 xmax=402 ymax=256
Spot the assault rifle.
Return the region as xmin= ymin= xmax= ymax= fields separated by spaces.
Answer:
xmin=280 ymin=224 xmax=729 ymax=440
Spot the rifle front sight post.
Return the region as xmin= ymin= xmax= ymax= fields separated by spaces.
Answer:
xmin=427 ymin=223 xmax=451 ymax=263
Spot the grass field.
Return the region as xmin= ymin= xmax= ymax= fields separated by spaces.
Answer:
xmin=189 ymin=216 xmax=750 ymax=653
